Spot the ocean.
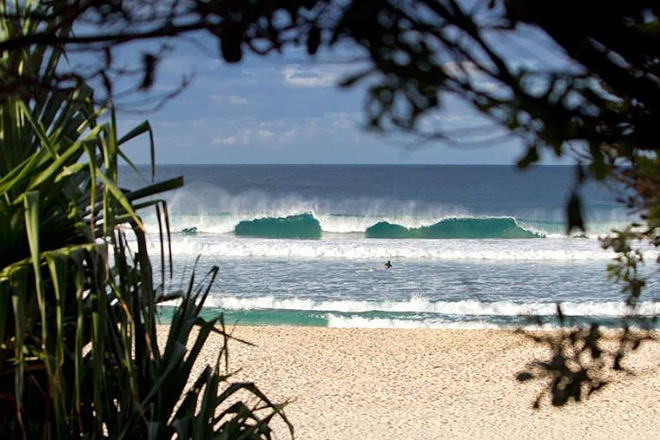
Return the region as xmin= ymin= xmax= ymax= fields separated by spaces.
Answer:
xmin=120 ymin=165 xmax=659 ymax=329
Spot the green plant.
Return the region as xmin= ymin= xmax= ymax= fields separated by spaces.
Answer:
xmin=0 ymin=1 xmax=290 ymax=437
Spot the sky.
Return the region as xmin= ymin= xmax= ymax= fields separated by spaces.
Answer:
xmin=111 ymin=22 xmax=571 ymax=166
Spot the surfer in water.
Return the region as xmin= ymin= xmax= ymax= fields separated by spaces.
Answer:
xmin=383 ymin=260 xmax=392 ymax=270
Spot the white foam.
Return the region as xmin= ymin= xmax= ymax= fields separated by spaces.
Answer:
xmin=324 ymin=315 xmax=575 ymax=330
xmin=326 ymin=315 xmax=504 ymax=329
xmin=154 ymin=236 xmax=615 ymax=261
xmin=204 ymin=295 xmax=660 ymax=317
xmin=324 ymin=314 xmax=650 ymax=330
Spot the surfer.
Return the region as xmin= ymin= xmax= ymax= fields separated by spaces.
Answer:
xmin=383 ymin=260 xmax=392 ymax=270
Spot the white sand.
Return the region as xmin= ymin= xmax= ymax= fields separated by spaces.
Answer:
xmin=174 ymin=326 xmax=660 ymax=440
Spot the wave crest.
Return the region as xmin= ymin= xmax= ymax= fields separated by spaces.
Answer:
xmin=234 ymin=213 xmax=321 ymax=239
xmin=366 ymin=217 xmax=542 ymax=239
xmin=169 ymin=213 xmax=548 ymax=239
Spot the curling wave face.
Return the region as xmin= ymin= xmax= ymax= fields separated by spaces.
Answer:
xmin=235 ymin=213 xmax=322 ymax=239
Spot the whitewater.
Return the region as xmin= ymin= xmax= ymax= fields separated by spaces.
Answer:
xmin=121 ymin=165 xmax=659 ymax=329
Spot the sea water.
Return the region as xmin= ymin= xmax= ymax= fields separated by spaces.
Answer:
xmin=120 ymin=165 xmax=659 ymax=328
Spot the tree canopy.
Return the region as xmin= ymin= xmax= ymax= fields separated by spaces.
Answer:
xmin=2 ymin=1 xmax=659 ymax=217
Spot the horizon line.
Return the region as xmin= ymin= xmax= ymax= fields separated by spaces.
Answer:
xmin=125 ymin=163 xmax=573 ymax=167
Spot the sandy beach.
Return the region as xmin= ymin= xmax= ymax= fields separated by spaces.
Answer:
xmin=175 ymin=326 xmax=660 ymax=440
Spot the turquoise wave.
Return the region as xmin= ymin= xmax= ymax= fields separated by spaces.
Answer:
xmin=365 ymin=217 xmax=542 ymax=239
xmin=178 ymin=213 xmax=546 ymax=239
xmin=234 ymin=213 xmax=322 ymax=239
xmin=155 ymin=307 xmax=643 ymax=329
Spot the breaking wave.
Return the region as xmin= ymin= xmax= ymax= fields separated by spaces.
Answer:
xmin=205 ymin=296 xmax=660 ymax=317
xmin=160 ymin=213 xmax=568 ymax=239
xmin=365 ymin=217 xmax=542 ymax=239
xmin=234 ymin=213 xmax=322 ymax=239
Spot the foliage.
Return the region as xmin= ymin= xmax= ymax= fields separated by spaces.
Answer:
xmin=0 ymin=0 xmax=658 ymax=409
xmin=0 ymin=1 xmax=290 ymax=437
xmin=515 ymin=308 xmax=656 ymax=408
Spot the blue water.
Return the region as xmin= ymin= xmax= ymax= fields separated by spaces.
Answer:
xmin=120 ymin=165 xmax=659 ymax=328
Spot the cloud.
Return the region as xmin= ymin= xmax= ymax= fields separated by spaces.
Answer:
xmin=211 ymin=94 xmax=251 ymax=105
xmin=210 ymin=112 xmax=361 ymax=148
xmin=212 ymin=129 xmax=251 ymax=146
xmin=282 ymin=64 xmax=341 ymax=87
xmin=257 ymin=128 xmax=277 ymax=139
xmin=211 ymin=125 xmax=282 ymax=147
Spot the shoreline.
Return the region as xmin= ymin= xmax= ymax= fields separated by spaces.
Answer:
xmin=170 ymin=326 xmax=660 ymax=439
xmin=158 ymin=305 xmax=660 ymax=330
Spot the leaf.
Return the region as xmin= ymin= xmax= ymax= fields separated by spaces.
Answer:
xmin=124 ymin=177 xmax=184 ymax=202
xmin=516 ymin=372 xmax=534 ymax=382
xmin=516 ymin=145 xmax=539 ymax=169
xmin=9 ymin=266 xmax=29 ymax=417
xmin=140 ymin=53 xmax=158 ymax=90
xmin=588 ymin=144 xmax=609 ymax=180
xmin=221 ymin=22 xmax=243 ymax=63
xmin=307 ymin=25 xmax=321 ymax=55
xmin=339 ymin=69 xmax=373 ymax=88
xmin=556 ymin=303 xmax=565 ymax=324
xmin=566 ymin=192 xmax=585 ymax=234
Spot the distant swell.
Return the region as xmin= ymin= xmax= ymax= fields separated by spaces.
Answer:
xmin=366 ymin=217 xmax=542 ymax=239
xmin=234 ymin=213 xmax=321 ymax=239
